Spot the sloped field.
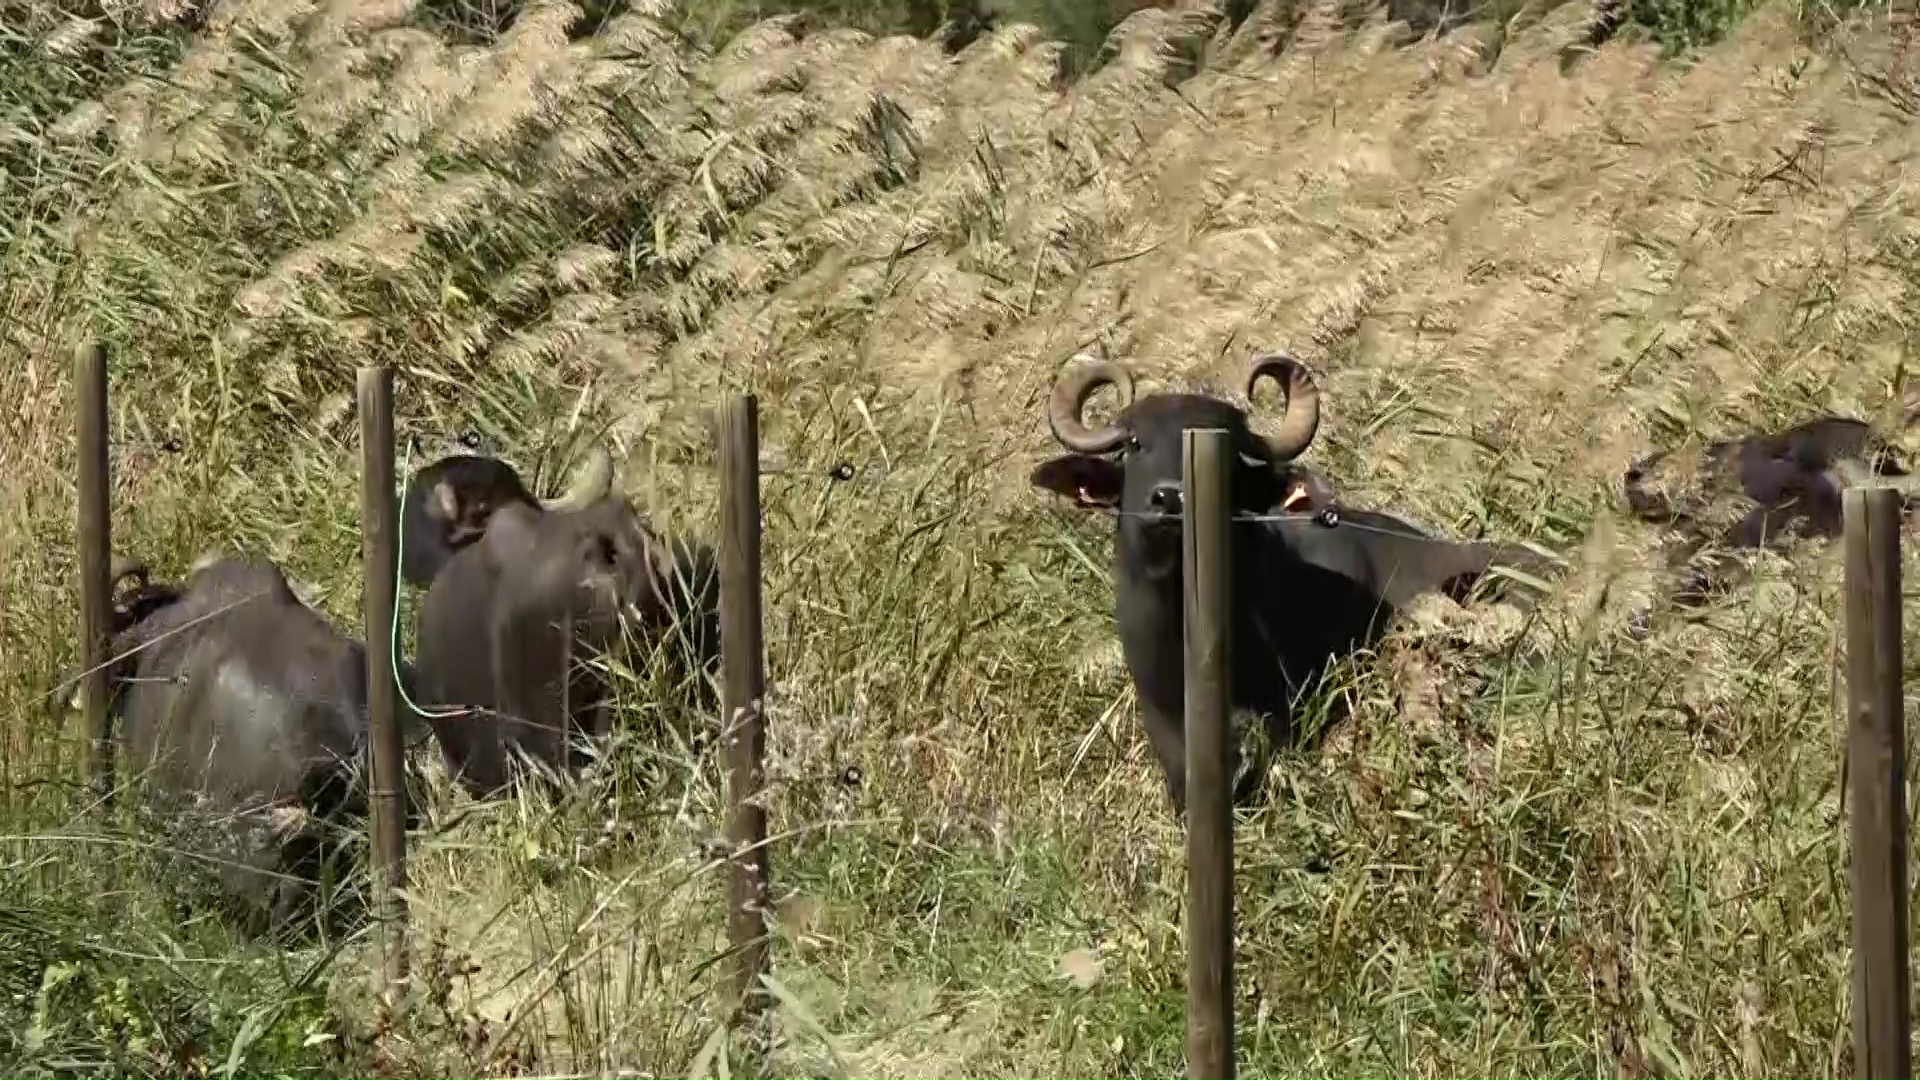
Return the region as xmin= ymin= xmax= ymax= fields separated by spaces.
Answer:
xmin=3 ymin=0 xmax=1919 ymax=1073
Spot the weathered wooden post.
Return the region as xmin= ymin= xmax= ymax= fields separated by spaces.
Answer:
xmin=1843 ymin=484 xmax=1911 ymax=1079
xmin=356 ymin=364 xmax=410 ymax=997
xmin=1182 ymin=427 xmax=1235 ymax=1080
xmin=717 ymin=393 xmax=772 ymax=1021
xmin=75 ymin=340 xmax=114 ymax=807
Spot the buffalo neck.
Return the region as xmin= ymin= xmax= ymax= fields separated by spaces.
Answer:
xmin=1115 ymin=514 xmax=1182 ymax=584
xmin=1111 ymin=517 xmax=1185 ymax=714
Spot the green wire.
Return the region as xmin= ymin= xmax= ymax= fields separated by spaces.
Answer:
xmin=389 ymin=437 xmax=466 ymax=722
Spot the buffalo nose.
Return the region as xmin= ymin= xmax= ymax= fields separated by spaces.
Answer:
xmin=1149 ymin=483 xmax=1183 ymax=515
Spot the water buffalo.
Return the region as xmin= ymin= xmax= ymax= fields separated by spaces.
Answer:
xmin=1031 ymin=353 xmax=1554 ymax=811
xmin=402 ymin=441 xmax=721 ymax=799
xmin=1623 ymin=400 xmax=1920 ymax=610
xmin=103 ymin=552 xmax=414 ymax=935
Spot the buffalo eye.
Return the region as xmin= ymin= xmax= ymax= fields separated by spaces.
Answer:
xmin=591 ymin=535 xmax=618 ymax=568
xmin=1127 ymin=435 xmax=1142 ymax=453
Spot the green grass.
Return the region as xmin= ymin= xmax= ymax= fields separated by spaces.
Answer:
xmin=1 ymin=0 xmax=1914 ymax=1074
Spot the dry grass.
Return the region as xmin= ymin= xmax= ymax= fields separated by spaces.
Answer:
xmin=4 ymin=0 xmax=1920 ymax=1073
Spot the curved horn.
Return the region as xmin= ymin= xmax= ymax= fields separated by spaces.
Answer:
xmin=1245 ymin=352 xmax=1321 ymax=462
xmin=1046 ymin=355 xmax=1135 ymax=455
xmin=110 ymin=557 xmax=149 ymax=591
xmin=539 ymin=440 xmax=615 ymax=513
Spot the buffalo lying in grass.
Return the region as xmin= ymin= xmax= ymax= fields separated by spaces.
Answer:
xmin=1032 ymin=352 xmax=1555 ymax=811
xmin=1623 ymin=398 xmax=1920 ymax=621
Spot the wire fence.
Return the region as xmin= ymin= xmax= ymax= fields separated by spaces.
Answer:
xmin=57 ymin=342 xmax=1920 ymax=1076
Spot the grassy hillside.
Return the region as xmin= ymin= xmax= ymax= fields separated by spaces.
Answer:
xmin=3 ymin=0 xmax=1918 ymax=1074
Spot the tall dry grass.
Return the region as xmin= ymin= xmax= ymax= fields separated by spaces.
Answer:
xmin=3 ymin=0 xmax=1920 ymax=1074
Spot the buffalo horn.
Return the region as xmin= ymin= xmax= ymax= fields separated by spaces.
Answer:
xmin=1245 ymin=352 xmax=1321 ymax=463
xmin=1046 ymin=355 xmax=1134 ymax=455
xmin=540 ymin=440 xmax=616 ymax=513
xmin=110 ymin=557 xmax=149 ymax=591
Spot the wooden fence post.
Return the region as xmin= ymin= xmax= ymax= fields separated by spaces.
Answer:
xmin=75 ymin=340 xmax=114 ymax=807
xmin=1843 ymin=484 xmax=1911 ymax=1080
xmin=1182 ymin=427 xmax=1235 ymax=1080
xmin=717 ymin=393 xmax=772 ymax=1022
xmin=356 ymin=365 xmax=410 ymax=998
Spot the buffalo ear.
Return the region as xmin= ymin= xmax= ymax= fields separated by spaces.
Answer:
xmin=430 ymin=480 xmax=461 ymax=527
xmin=406 ymin=456 xmax=532 ymax=545
xmin=1274 ymin=465 xmax=1335 ymax=513
xmin=434 ymin=479 xmax=504 ymax=549
xmin=1031 ymin=455 xmax=1123 ymax=509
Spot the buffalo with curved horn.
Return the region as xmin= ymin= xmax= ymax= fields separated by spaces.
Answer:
xmin=1031 ymin=351 xmax=1556 ymax=812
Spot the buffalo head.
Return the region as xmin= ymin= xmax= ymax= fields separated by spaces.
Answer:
xmin=400 ymin=444 xmax=615 ymax=588
xmin=1030 ymin=351 xmax=1323 ymax=546
xmin=406 ymin=441 xmax=713 ymax=650
xmin=85 ymin=557 xmax=187 ymax=717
